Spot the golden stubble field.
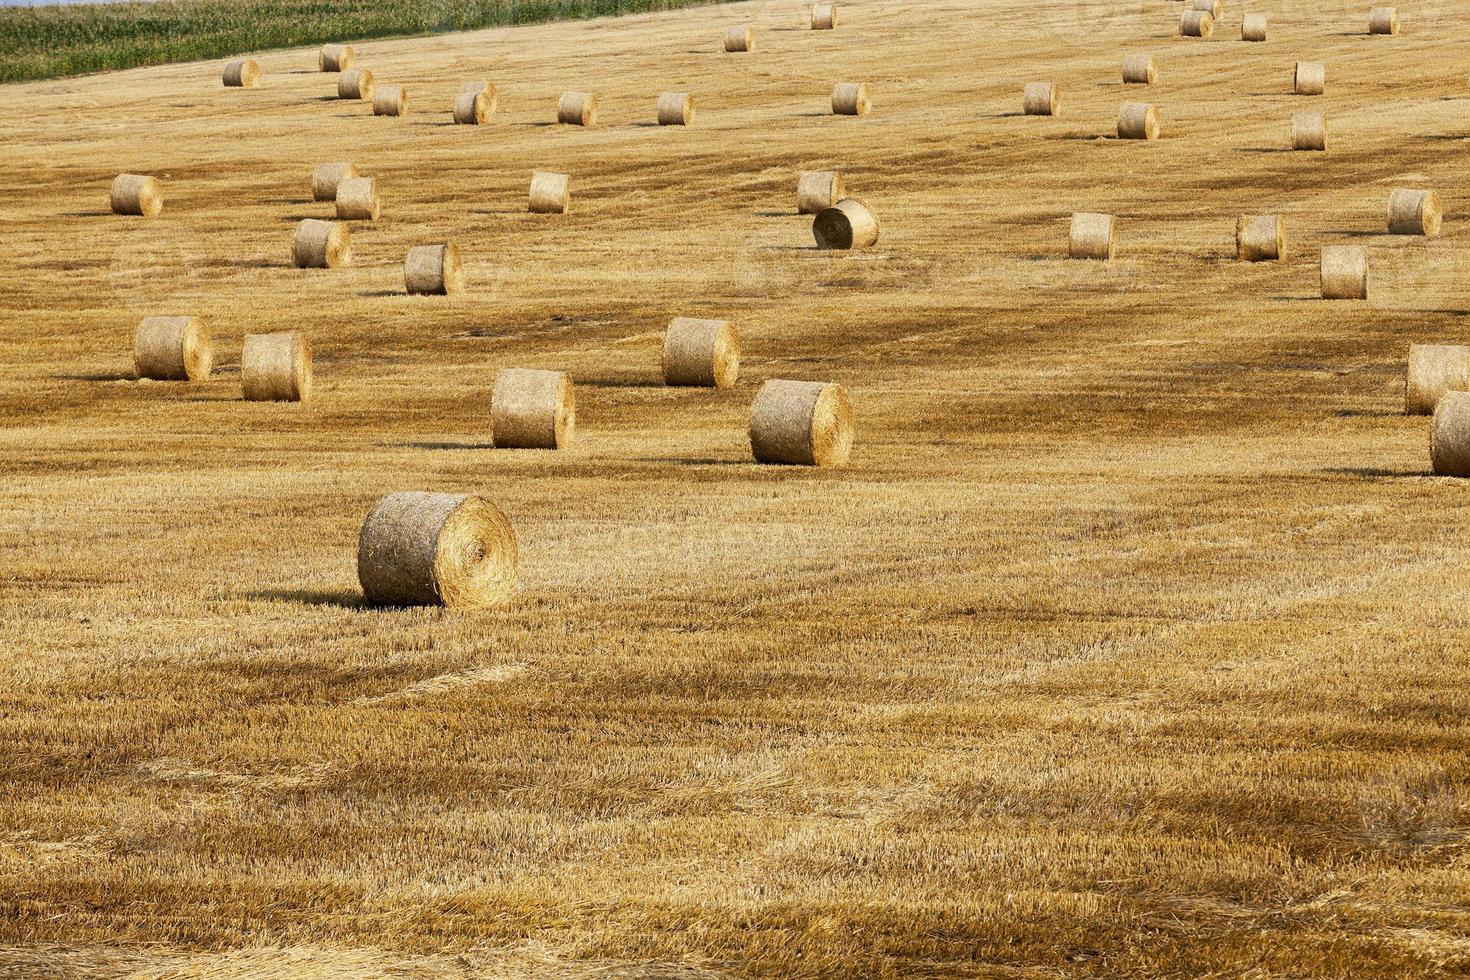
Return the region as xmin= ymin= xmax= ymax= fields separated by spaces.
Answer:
xmin=2 ymin=0 xmax=1470 ymax=975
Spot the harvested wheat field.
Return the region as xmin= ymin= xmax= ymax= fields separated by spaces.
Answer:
xmin=3 ymin=0 xmax=1470 ymax=975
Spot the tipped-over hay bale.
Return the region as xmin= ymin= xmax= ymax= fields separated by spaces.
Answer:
xmin=453 ymin=90 xmax=491 ymax=124
xmin=1320 ymin=245 xmax=1368 ymax=299
xmin=1236 ymin=215 xmax=1284 ymax=261
xmin=749 ymin=380 xmax=853 ymax=467
xmin=373 ymin=85 xmax=407 ymax=116
xmin=1369 ymin=6 xmax=1399 ymax=34
xmin=338 ymin=69 xmax=373 ymax=100
xmin=1431 ymin=392 xmax=1470 ymax=475
xmin=1242 ymin=13 xmax=1267 ymax=41
xmin=335 ymin=177 xmax=380 ymax=221
xmin=812 ymin=3 xmax=837 ymax=29
xmin=725 ymin=24 xmax=754 ymax=52
xmin=404 ymin=244 xmax=464 ymax=295
xmin=1122 ymin=53 xmax=1157 ymax=84
xmin=134 ymin=316 xmax=211 ymax=381
xmin=492 ymin=368 xmax=575 ymax=449
xmin=223 ymin=59 xmax=260 ymax=88
xmin=1294 ymin=62 xmax=1325 ymax=95
xmin=832 ymin=82 xmax=870 ymax=116
xmin=242 ymin=331 xmax=311 ymax=402
xmin=1292 ymin=112 xmax=1327 ymax=150
xmin=657 ymin=92 xmax=695 ymax=126
xmin=529 ymin=172 xmax=571 ymax=214
xmin=664 ymin=317 xmax=741 ymax=388
xmin=1069 ymin=212 xmax=1117 ymax=260
xmin=1191 ymin=0 xmax=1221 ymax=14
xmin=1023 ymin=82 xmax=1060 ymax=116
xmin=813 ymin=198 xmax=879 ymax=250
xmin=1406 ymin=344 xmax=1470 ymax=415
xmin=319 ymin=44 xmax=354 ymax=72
xmin=312 ymin=162 xmax=356 ymax=202
xmin=357 ymin=492 xmax=517 ymax=608
xmin=1180 ymin=11 xmax=1214 ymax=37
xmin=1118 ymin=102 xmax=1160 ymax=140
xmin=110 ymin=174 xmax=162 ymax=217
xmin=293 ymin=219 xmax=351 ymax=268
xmin=797 ymin=171 xmax=845 ymax=214
xmin=1388 ymin=189 xmax=1442 ymax=237
xmin=557 ymin=92 xmax=597 ymax=126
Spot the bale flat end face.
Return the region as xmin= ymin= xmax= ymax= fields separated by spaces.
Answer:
xmin=358 ymin=492 xmax=518 ymax=608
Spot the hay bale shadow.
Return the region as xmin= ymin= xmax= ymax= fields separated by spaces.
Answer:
xmin=245 ymin=588 xmax=366 ymax=608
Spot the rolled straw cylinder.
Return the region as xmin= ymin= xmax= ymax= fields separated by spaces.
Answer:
xmin=134 ymin=316 xmax=212 ymax=381
xmin=1235 ymin=215 xmax=1284 ymax=261
xmin=725 ymin=24 xmax=754 ymax=52
xmin=832 ymin=82 xmax=870 ymax=116
xmin=1387 ymin=189 xmax=1442 ymax=237
xmin=749 ymin=380 xmax=853 ymax=467
xmin=293 ymin=219 xmax=352 ymax=268
xmin=1023 ymin=82 xmax=1060 ymax=116
xmin=813 ymin=198 xmax=880 ymax=250
xmin=453 ymin=90 xmax=491 ymax=124
xmin=557 ymin=91 xmax=597 ymax=126
xmin=812 ymin=3 xmax=837 ymax=29
xmin=1431 ymin=392 xmax=1470 ymax=476
xmin=357 ymin=491 xmax=518 ymax=608
xmin=491 ymin=368 xmax=575 ymax=449
xmin=223 ymin=59 xmax=259 ymax=88
xmin=110 ymin=174 xmax=162 ymax=217
xmin=1242 ymin=13 xmax=1267 ymax=42
xmin=1294 ymin=62 xmax=1325 ymax=95
xmin=1180 ymin=11 xmax=1214 ymax=37
xmin=1191 ymin=0 xmax=1221 ymax=14
xmin=1118 ymin=102 xmax=1160 ymax=140
xmin=373 ymin=85 xmax=407 ymax=116
xmin=312 ymin=162 xmax=356 ymax=202
xmin=657 ymin=92 xmax=694 ymax=126
xmin=1406 ymin=344 xmax=1470 ymax=415
xmin=1320 ymin=245 xmax=1368 ymax=300
xmin=335 ymin=176 xmax=380 ymax=221
xmin=797 ymin=171 xmax=845 ymax=214
xmin=242 ymin=331 xmax=311 ymax=402
xmin=319 ymin=44 xmax=354 ymax=72
xmin=461 ymin=79 xmax=498 ymax=108
xmin=404 ymin=244 xmax=464 ymax=295
xmin=1292 ymin=112 xmax=1327 ymax=150
xmin=1369 ymin=6 xmax=1399 ymax=34
xmin=529 ymin=171 xmax=571 ymax=214
xmin=1069 ymin=213 xmax=1117 ymax=260
xmin=664 ymin=317 xmax=741 ymax=388
xmin=1122 ymin=53 xmax=1157 ymax=84
xmin=338 ymin=68 xmax=373 ymax=100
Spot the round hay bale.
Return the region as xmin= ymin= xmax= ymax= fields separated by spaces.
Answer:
xmin=812 ymin=3 xmax=837 ymax=29
xmin=1235 ymin=215 xmax=1284 ymax=261
xmin=242 ymin=331 xmax=311 ymax=402
xmin=357 ymin=491 xmax=518 ymax=608
xmin=110 ymin=174 xmax=162 ymax=217
xmin=1023 ymin=82 xmax=1060 ymax=116
xmin=372 ymin=85 xmax=407 ymax=116
xmin=1069 ymin=212 xmax=1117 ymax=260
xmin=557 ymin=91 xmax=597 ymax=126
xmin=725 ymin=24 xmax=754 ymax=52
xmin=319 ymin=44 xmax=354 ymax=72
xmin=223 ymin=59 xmax=260 ymax=88
xmin=453 ymin=90 xmax=490 ymax=124
xmin=338 ymin=68 xmax=373 ymax=100
xmin=1294 ymin=62 xmax=1325 ymax=95
xmin=749 ymin=379 xmax=853 ymax=467
xmin=832 ymin=82 xmax=870 ymax=116
xmin=1431 ymin=392 xmax=1470 ymax=475
xmin=1191 ymin=0 xmax=1221 ymax=14
xmin=1320 ymin=245 xmax=1368 ymax=300
xmin=813 ymin=197 xmax=879 ymax=250
xmin=1292 ymin=111 xmax=1327 ymax=150
xmin=461 ymin=79 xmax=498 ymax=102
xmin=492 ymin=368 xmax=575 ymax=449
xmin=404 ymin=244 xmax=464 ymax=295
xmin=1388 ymin=189 xmax=1442 ymax=237
xmin=335 ymin=176 xmax=380 ymax=221
xmin=657 ymin=92 xmax=694 ymax=126
xmin=797 ymin=170 xmax=845 ymax=214
xmin=529 ymin=171 xmax=571 ymax=214
xmin=1180 ymin=11 xmax=1214 ymax=37
xmin=312 ymin=162 xmax=357 ymax=202
xmin=1242 ymin=13 xmax=1267 ymax=42
xmin=1122 ymin=53 xmax=1157 ymax=84
xmin=293 ymin=219 xmax=352 ymax=269
xmin=134 ymin=316 xmax=212 ymax=381
xmin=1369 ymin=6 xmax=1399 ymax=34
xmin=1118 ymin=102 xmax=1160 ymax=140
xmin=664 ymin=317 xmax=741 ymax=388
xmin=1406 ymin=343 xmax=1470 ymax=415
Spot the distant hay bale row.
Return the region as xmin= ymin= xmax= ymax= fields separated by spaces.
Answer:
xmin=243 ymin=331 xmax=311 ymax=402
xmin=1180 ymin=10 xmax=1214 ymax=37
xmin=373 ymin=85 xmax=408 ymax=116
xmin=358 ymin=491 xmax=518 ymax=608
xmin=813 ymin=198 xmax=879 ymax=249
xmin=313 ymin=162 xmax=356 ymax=201
xmin=1388 ymin=189 xmax=1441 ymax=236
xmin=1407 ymin=344 xmax=1470 ymax=416
xmin=1242 ymin=13 xmax=1267 ymax=42
xmin=1295 ymin=62 xmax=1326 ymax=95
xmin=657 ymin=92 xmax=694 ymax=126
xmin=1236 ymin=215 xmax=1284 ymax=261
xmin=293 ymin=219 xmax=352 ymax=268
xmin=339 ymin=69 xmax=373 ymax=100
xmin=725 ymin=24 xmax=754 ymax=52
xmin=1369 ymin=6 xmax=1399 ymax=35
xmin=664 ymin=317 xmax=740 ymax=388
xmin=1292 ymin=112 xmax=1327 ymax=150
xmin=797 ymin=171 xmax=844 ymax=214
xmin=319 ymin=44 xmax=354 ymax=72
xmin=832 ymin=82 xmax=870 ymax=116
xmin=811 ymin=3 xmax=837 ymax=30
xmin=750 ymin=380 xmax=852 ymax=467
xmin=134 ymin=316 xmax=211 ymax=381
xmin=1321 ymin=246 xmax=1368 ymax=300
xmin=529 ymin=171 xmax=571 ymax=213
xmin=222 ymin=59 xmax=259 ymax=88
xmin=111 ymin=174 xmax=162 ymax=217
xmin=1431 ymin=393 xmax=1470 ymax=476
xmin=1118 ymin=102 xmax=1159 ymax=140
xmin=1023 ymin=82 xmax=1059 ymax=116
xmin=558 ymin=91 xmax=597 ymax=126
xmin=492 ymin=368 xmax=574 ymax=449
xmin=1122 ymin=53 xmax=1156 ymax=85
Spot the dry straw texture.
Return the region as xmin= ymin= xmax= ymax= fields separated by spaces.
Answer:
xmin=1292 ymin=111 xmax=1327 ymax=150
xmin=724 ymin=24 xmax=754 ymax=52
xmin=1069 ymin=212 xmax=1116 ymax=260
xmin=311 ymin=162 xmax=356 ymax=202
xmin=110 ymin=174 xmax=162 ymax=217
xmin=461 ymin=79 xmax=498 ymax=104
xmin=663 ymin=317 xmax=740 ymax=388
xmin=832 ymin=81 xmax=870 ymax=116
xmin=1294 ymin=61 xmax=1326 ymax=95
xmin=1180 ymin=11 xmax=1214 ymax=37
xmin=1387 ymin=189 xmax=1441 ymax=236
xmin=813 ymin=197 xmax=879 ymax=249
xmin=133 ymin=316 xmax=211 ymax=381
xmin=749 ymin=379 xmax=854 ymax=467
xmin=557 ymin=91 xmax=597 ymax=126
xmin=292 ymin=218 xmax=351 ymax=268
xmin=404 ymin=243 xmax=464 ymax=295
xmin=452 ymin=90 xmax=490 ymax=124
xmin=242 ymin=331 xmax=311 ymax=402
xmin=811 ymin=2 xmax=836 ymax=30
xmin=1235 ymin=215 xmax=1283 ymax=261
xmin=797 ymin=170 xmax=844 ymax=214
xmin=334 ymin=176 xmax=380 ymax=221
xmin=492 ymin=368 xmax=575 ymax=449
xmin=357 ymin=492 xmax=517 ymax=608
xmin=1431 ymin=391 xmax=1470 ymax=475
xmin=1122 ymin=52 xmax=1156 ymax=84
xmin=528 ymin=171 xmax=570 ymax=213
xmin=1242 ymin=13 xmax=1267 ymax=42
xmin=318 ymin=43 xmax=354 ymax=72
xmin=657 ymin=92 xmax=694 ymax=126
xmin=372 ymin=85 xmax=407 ymax=116
xmin=1023 ymin=82 xmax=1059 ymax=116
xmin=1369 ymin=6 xmax=1399 ymax=35
xmin=337 ymin=68 xmax=373 ymax=100
xmin=222 ymin=59 xmax=259 ymax=88
xmin=1118 ymin=102 xmax=1159 ymax=140
xmin=1405 ymin=343 xmax=1470 ymax=415
xmin=1320 ymin=245 xmax=1369 ymax=299
xmin=1191 ymin=0 xmax=1221 ymax=15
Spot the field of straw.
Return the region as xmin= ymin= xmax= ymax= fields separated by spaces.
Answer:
xmin=3 ymin=0 xmax=1470 ymax=975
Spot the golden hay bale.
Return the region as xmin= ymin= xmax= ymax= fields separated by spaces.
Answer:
xmin=461 ymin=79 xmax=498 ymax=102
xmin=357 ymin=491 xmax=518 ymax=608
xmin=797 ymin=170 xmax=845 ymax=214
xmin=1292 ymin=112 xmax=1327 ymax=150
xmin=1242 ymin=13 xmax=1267 ymax=41
xmin=242 ymin=331 xmax=311 ymax=402
xmin=657 ymin=92 xmax=695 ymax=126
xmin=404 ymin=244 xmax=464 ymax=295
xmin=1023 ymin=82 xmax=1060 ymax=116
xmin=134 ymin=316 xmax=212 ymax=381
xmin=832 ymin=82 xmax=870 ymax=116
xmin=1236 ymin=215 xmax=1284 ymax=261
xmin=1294 ymin=61 xmax=1325 ymax=95
xmin=453 ymin=90 xmax=491 ymax=124
xmin=1069 ymin=212 xmax=1117 ymax=260
xmin=664 ymin=317 xmax=741 ymax=388
xmin=492 ymin=368 xmax=575 ymax=449
xmin=749 ymin=380 xmax=853 ymax=467
xmin=312 ymin=162 xmax=357 ymax=202
xmin=334 ymin=176 xmax=380 ymax=221
xmin=1388 ymin=189 xmax=1442 ymax=237
xmin=110 ymin=174 xmax=162 ymax=217
xmin=338 ymin=68 xmax=373 ymax=100
xmin=1369 ymin=6 xmax=1399 ymax=34
xmin=558 ymin=92 xmax=597 ymax=126
xmin=1191 ymin=0 xmax=1221 ymax=14
xmin=812 ymin=3 xmax=837 ymax=29
xmin=222 ymin=59 xmax=260 ymax=88
xmin=725 ymin=24 xmax=754 ymax=52
xmin=529 ymin=171 xmax=571 ymax=214
xmin=813 ymin=198 xmax=879 ymax=250
xmin=293 ymin=219 xmax=352 ymax=268
xmin=1320 ymin=245 xmax=1368 ymax=300
xmin=1406 ymin=344 xmax=1470 ymax=415
xmin=1431 ymin=392 xmax=1470 ymax=475
xmin=372 ymin=85 xmax=407 ymax=116
xmin=1118 ymin=102 xmax=1160 ymax=140
xmin=1180 ymin=11 xmax=1214 ymax=37
xmin=1122 ymin=53 xmax=1157 ymax=84
xmin=319 ymin=44 xmax=354 ymax=72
